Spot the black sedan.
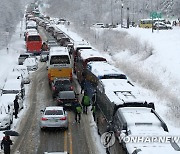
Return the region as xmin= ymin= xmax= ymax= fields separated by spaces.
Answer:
xmin=51 ymin=79 xmax=73 ymax=98
xmin=56 ymin=91 xmax=78 ymax=109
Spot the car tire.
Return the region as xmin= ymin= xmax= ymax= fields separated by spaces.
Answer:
xmin=41 ymin=127 xmax=45 ymax=131
xmin=64 ymin=127 xmax=68 ymax=130
xmin=7 ymin=124 xmax=11 ymax=130
xmin=10 ymin=117 xmax=13 ymax=124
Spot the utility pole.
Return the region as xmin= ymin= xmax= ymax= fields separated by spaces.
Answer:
xmin=127 ymin=7 xmax=130 ymax=28
xmin=111 ymin=0 xmax=113 ymax=25
xmin=121 ymin=2 xmax=124 ymax=28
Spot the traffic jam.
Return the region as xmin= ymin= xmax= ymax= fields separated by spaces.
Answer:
xmin=0 ymin=2 xmax=180 ymax=154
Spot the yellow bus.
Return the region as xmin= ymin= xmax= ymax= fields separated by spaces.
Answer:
xmin=139 ymin=18 xmax=165 ymax=28
xmin=48 ymin=46 xmax=72 ymax=83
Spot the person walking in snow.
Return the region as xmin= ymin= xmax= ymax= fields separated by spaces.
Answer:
xmin=14 ymin=95 xmax=19 ymax=119
xmin=74 ymin=103 xmax=82 ymax=123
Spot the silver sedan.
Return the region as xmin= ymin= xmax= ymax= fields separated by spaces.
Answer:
xmin=40 ymin=106 xmax=68 ymax=130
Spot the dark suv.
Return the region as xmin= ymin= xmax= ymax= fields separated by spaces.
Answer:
xmin=56 ymin=91 xmax=78 ymax=108
xmin=51 ymin=79 xmax=73 ymax=98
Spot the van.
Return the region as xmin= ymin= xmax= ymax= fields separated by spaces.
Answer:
xmin=48 ymin=47 xmax=72 ymax=82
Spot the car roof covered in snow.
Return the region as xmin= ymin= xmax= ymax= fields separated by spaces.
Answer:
xmin=49 ymin=47 xmax=69 ymax=56
xmin=126 ymin=141 xmax=180 ymax=154
xmin=87 ymin=61 xmax=127 ymax=79
xmin=79 ymin=49 xmax=106 ymax=61
xmin=3 ymin=79 xmax=22 ymax=91
xmin=99 ymin=79 xmax=146 ymax=105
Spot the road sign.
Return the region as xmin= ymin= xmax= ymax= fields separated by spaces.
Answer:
xmin=150 ymin=12 xmax=162 ymax=19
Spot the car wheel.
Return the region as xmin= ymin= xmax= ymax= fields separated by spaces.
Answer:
xmin=7 ymin=124 xmax=11 ymax=130
xmin=41 ymin=127 xmax=45 ymax=131
xmin=10 ymin=117 xmax=13 ymax=124
xmin=64 ymin=126 xmax=68 ymax=130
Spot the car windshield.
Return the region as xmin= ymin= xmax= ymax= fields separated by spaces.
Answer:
xmin=58 ymin=92 xmax=75 ymax=99
xmin=45 ymin=109 xmax=63 ymax=115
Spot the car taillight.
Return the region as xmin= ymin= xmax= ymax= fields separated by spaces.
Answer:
xmin=70 ymin=72 xmax=72 ymax=80
xmin=60 ymin=117 xmax=66 ymax=120
xmin=57 ymin=99 xmax=63 ymax=103
xmin=41 ymin=117 xmax=48 ymax=121
xmin=52 ymin=86 xmax=56 ymax=91
xmin=70 ymin=86 xmax=73 ymax=90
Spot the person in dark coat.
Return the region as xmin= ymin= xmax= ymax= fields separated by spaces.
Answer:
xmin=80 ymin=78 xmax=85 ymax=94
xmin=14 ymin=95 xmax=19 ymax=119
xmin=1 ymin=136 xmax=12 ymax=154
xmin=80 ymin=71 xmax=86 ymax=94
xmin=91 ymin=103 xmax=96 ymax=121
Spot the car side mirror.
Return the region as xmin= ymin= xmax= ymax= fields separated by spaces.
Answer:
xmin=40 ymin=109 xmax=44 ymax=113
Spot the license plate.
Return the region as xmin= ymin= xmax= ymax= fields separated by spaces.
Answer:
xmin=65 ymin=103 xmax=71 ymax=106
xmin=50 ymin=119 xmax=58 ymax=122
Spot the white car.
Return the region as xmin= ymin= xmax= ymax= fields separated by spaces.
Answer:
xmin=23 ymin=57 xmax=38 ymax=71
xmin=44 ymin=152 xmax=68 ymax=154
xmin=2 ymin=79 xmax=25 ymax=100
xmin=0 ymin=94 xmax=23 ymax=112
xmin=0 ymin=103 xmax=13 ymax=130
xmin=13 ymin=65 xmax=30 ymax=84
xmin=40 ymin=106 xmax=68 ymax=130
xmin=92 ymin=23 xmax=105 ymax=28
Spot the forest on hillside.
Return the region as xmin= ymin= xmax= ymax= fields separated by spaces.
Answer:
xmin=46 ymin=0 xmax=180 ymax=26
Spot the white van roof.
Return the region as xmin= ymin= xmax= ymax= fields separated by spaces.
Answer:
xmin=79 ymin=49 xmax=106 ymax=61
xmin=50 ymin=47 xmax=69 ymax=56
xmin=100 ymin=79 xmax=145 ymax=105
xmin=87 ymin=61 xmax=126 ymax=79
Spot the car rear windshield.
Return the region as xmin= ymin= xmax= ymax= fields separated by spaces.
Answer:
xmin=58 ymin=92 xmax=75 ymax=99
xmin=55 ymin=80 xmax=70 ymax=85
xmin=45 ymin=110 xmax=63 ymax=115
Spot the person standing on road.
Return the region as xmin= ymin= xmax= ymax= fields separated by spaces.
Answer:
xmin=82 ymin=91 xmax=90 ymax=114
xmin=91 ymin=103 xmax=96 ymax=121
xmin=1 ymin=135 xmax=13 ymax=154
xmin=41 ymin=42 xmax=48 ymax=51
xmin=14 ymin=95 xmax=19 ymax=119
xmin=80 ymin=71 xmax=86 ymax=94
xmin=74 ymin=103 xmax=82 ymax=123
xmin=91 ymin=90 xmax=97 ymax=121
xmin=80 ymin=78 xmax=85 ymax=94
xmin=91 ymin=90 xmax=97 ymax=105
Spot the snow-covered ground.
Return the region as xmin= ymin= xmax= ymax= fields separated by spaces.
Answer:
xmin=0 ymin=16 xmax=180 ymax=153
xmin=0 ymin=20 xmax=30 ymax=147
xmin=56 ymin=24 xmax=180 ymax=151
